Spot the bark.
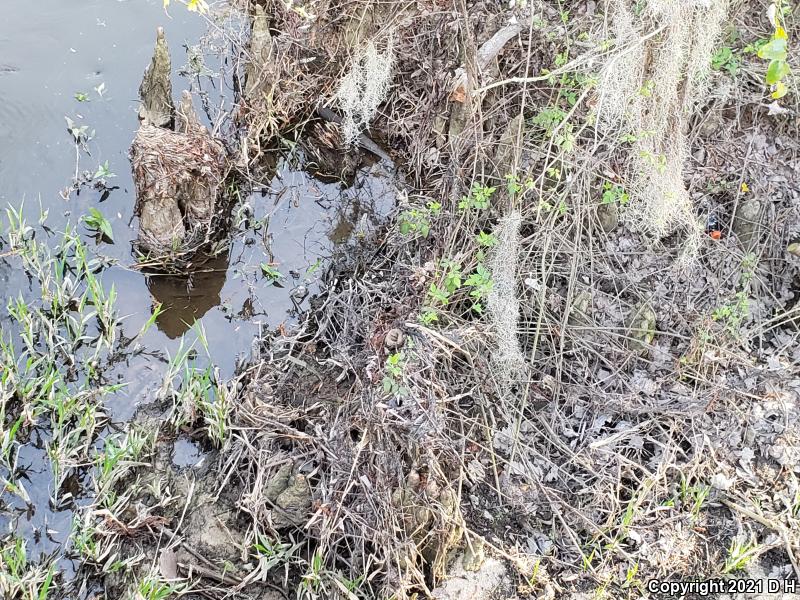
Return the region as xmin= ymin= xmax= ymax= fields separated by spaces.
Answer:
xmin=131 ymin=30 xmax=226 ymax=256
xmin=138 ymin=28 xmax=175 ymax=128
xmin=244 ymin=5 xmax=274 ymax=102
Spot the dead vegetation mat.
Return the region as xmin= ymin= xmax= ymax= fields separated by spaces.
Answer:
xmin=85 ymin=0 xmax=800 ymax=598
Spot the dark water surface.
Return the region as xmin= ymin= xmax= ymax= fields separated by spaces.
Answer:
xmin=0 ymin=0 xmax=395 ymax=571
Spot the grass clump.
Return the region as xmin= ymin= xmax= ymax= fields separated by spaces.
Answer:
xmin=0 ymin=536 xmax=55 ymax=600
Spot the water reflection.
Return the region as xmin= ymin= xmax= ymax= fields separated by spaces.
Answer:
xmin=145 ymin=253 xmax=229 ymax=339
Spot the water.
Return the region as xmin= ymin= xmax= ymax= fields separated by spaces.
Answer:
xmin=0 ymin=0 xmax=395 ymax=572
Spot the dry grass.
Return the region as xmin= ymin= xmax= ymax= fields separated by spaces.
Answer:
xmin=64 ymin=1 xmax=800 ymax=598
xmin=217 ymin=0 xmax=800 ymax=596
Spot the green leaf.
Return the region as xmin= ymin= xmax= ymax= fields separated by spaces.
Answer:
xmin=757 ymin=38 xmax=787 ymax=61
xmin=444 ymin=270 xmax=461 ymax=293
xmin=38 ymin=565 xmax=54 ymax=600
xmin=766 ymin=59 xmax=790 ymax=85
xmin=93 ymin=160 xmax=116 ymax=180
xmin=419 ymin=309 xmax=438 ymax=324
xmin=477 ymin=231 xmax=497 ymax=247
xmin=87 ymin=208 xmax=114 ymax=241
xmin=260 ymin=263 xmax=284 ymax=281
xmin=772 ymin=81 xmax=789 ymax=99
xmin=427 ymin=283 xmax=450 ymax=305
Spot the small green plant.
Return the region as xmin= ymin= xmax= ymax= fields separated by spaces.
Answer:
xmin=426 ymin=260 xmax=463 ymax=307
xmin=424 ymin=255 xmax=494 ymax=316
xmin=505 ymin=174 xmax=521 ymax=197
xmin=530 ymin=106 xmax=575 ymax=151
xmin=539 ymin=197 xmax=568 ymax=215
xmin=382 ymin=352 xmax=408 ymax=396
xmin=338 ymin=572 xmax=366 ymax=594
xmin=161 ymin=324 xmax=230 ymax=447
xmin=135 ymin=573 xmax=184 ymax=600
xmin=689 ymin=485 xmax=710 ymax=522
xmin=0 ymin=536 xmax=55 ymax=599
xmin=399 ymin=209 xmax=430 ymax=237
xmin=198 ymin=382 xmax=233 ymax=448
xmin=673 ymin=475 xmax=711 ymax=522
xmin=623 ymin=562 xmax=639 ymax=589
xmin=441 ymin=260 xmax=462 ymax=293
xmin=711 ymin=46 xmax=740 ymax=76
xmin=712 ymin=291 xmax=749 ymax=335
xmin=639 ymin=150 xmax=667 ymax=174
xmin=385 ymin=353 xmax=404 ymax=378
xmin=743 ymin=39 xmax=769 ymax=55
xmin=296 ymin=549 xmax=364 ymax=599
xmin=581 ymin=543 xmax=598 ymax=571
xmin=260 ymin=263 xmax=284 ymax=282
xmin=458 ymin=183 xmax=495 ymax=212
xmin=252 ymin=534 xmax=300 ymax=571
xmin=83 ymin=208 xmax=114 ymax=242
xmin=399 ymin=200 xmax=440 ymax=237
xmin=300 ymin=550 xmax=325 ymax=595
xmin=531 ymin=106 xmax=567 ymax=134
xmin=740 ymin=252 xmax=758 ymax=285
xmin=525 ymin=559 xmax=542 ymax=587
xmin=418 ymin=308 xmax=439 ymax=325
xmin=505 ymin=174 xmax=535 ymax=199
xmin=723 ymin=538 xmax=758 ymax=573
xmin=601 ymin=182 xmax=629 ymax=205
xmin=757 ymin=1 xmax=792 ymax=99
xmin=305 ymin=258 xmax=322 ymax=277
xmin=476 ymin=231 xmax=497 ymax=247
xmin=427 ymin=282 xmax=450 ymax=306
xmin=638 ymin=79 xmax=655 ymax=97
xmin=464 ymin=264 xmax=493 ymax=313
xmin=74 ymin=92 xmax=90 ymax=102
xmin=65 ymin=117 xmax=93 ymax=144
xmin=93 ymin=161 xmax=116 ymax=184
xmin=96 ymin=428 xmax=153 ymax=494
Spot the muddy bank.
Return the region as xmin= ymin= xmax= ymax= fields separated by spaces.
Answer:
xmin=3 ymin=0 xmax=800 ymax=599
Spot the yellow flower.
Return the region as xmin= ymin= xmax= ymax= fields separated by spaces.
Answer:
xmin=163 ymin=0 xmax=209 ymax=14
xmin=740 ymin=182 xmax=749 ymax=193
xmin=187 ymin=0 xmax=209 ymax=13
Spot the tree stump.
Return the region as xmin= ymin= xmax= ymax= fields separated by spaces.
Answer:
xmin=131 ymin=30 xmax=226 ymax=256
